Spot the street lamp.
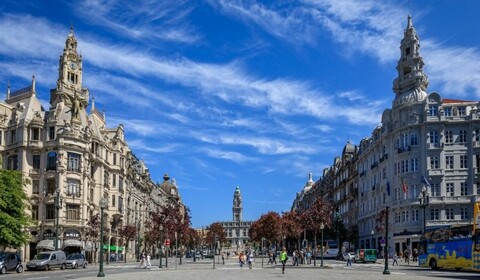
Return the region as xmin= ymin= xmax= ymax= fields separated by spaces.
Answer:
xmin=54 ymin=188 xmax=62 ymax=251
xmin=97 ymin=197 xmax=108 ymax=277
xmin=261 ymin=238 xmax=265 ymax=268
xmin=320 ymin=223 xmax=324 ymax=267
xmin=371 ymin=230 xmax=375 ymax=250
xmin=159 ymin=225 xmax=163 ymax=268
xmin=383 ymin=203 xmax=390 ymax=275
xmin=419 ymin=186 xmax=430 ymax=234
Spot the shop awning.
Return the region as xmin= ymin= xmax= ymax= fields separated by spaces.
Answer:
xmin=63 ymin=239 xmax=83 ymax=248
xmin=36 ymin=239 xmax=55 ymax=250
xmin=103 ymin=245 xmax=124 ymax=252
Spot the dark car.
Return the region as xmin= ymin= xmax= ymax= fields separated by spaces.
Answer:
xmin=66 ymin=253 xmax=87 ymax=269
xmin=0 ymin=251 xmax=23 ymax=274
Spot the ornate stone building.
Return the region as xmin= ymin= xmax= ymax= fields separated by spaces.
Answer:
xmin=291 ymin=16 xmax=480 ymax=255
xmin=219 ymin=186 xmax=253 ymax=251
xmin=2 ymin=28 xmax=184 ymax=262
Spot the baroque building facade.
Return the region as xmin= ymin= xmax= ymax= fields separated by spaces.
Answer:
xmin=219 ymin=186 xmax=253 ymax=251
xmin=2 ymin=28 xmax=184 ymax=262
xmin=291 ymin=16 xmax=480 ymax=256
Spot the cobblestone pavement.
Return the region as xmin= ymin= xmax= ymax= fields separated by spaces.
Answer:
xmin=76 ymin=257 xmax=436 ymax=280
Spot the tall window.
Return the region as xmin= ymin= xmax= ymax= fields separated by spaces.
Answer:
xmin=33 ymin=155 xmax=41 ymax=169
xmin=67 ymin=153 xmax=81 ymax=172
xmin=104 ymin=171 xmax=109 ymax=188
xmin=7 ymin=155 xmax=18 ymax=170
xmin=31 ymin=205 xmax=39 ymax=220
xmin=458 ymin=106 xmax=466 ymax=116
xmin=460 ymin=155 xmax=468 ymax=168
xmin=460 ymin=208 xmax=468 ymax=220
xmin=31 ymin=127 xmax=40 ymax=140
xmin=430 ymin=209 xmax=440 ymax=220
xmin=429 ymin=106 xmax=437 ymax=116
xmin=459 ymin=130 xmax=467 ymax=143
xmin=410 ymin=158 xmax=418 ymax=172
xmin=47 ymin=152 xmax=57 ymax=171
xmin=112 ymin=174 xmax=117 ymax=187
xmin=113 ymin=153 xmax=117 ymax=165
xmin=444 ymin=107 xmax=452 ymax=117
xmin=67 ymin=179 xmax=80 ymax=196
xmin=460 ymin=182 xmax=468 ymax=196
xmin=429 ymin=131 xmax=439 ymax=145
xmin=119 ymin=177 xmax=124 ymax=192
xmin=410 ymin=132 xmax=418 ymax=146
xmin=10 ymin=129 xmax=16 ymax=144
xmin=412 ymin=210 xmax=419 ymax=221
xmin=446 ymin=183 xmax=454 ymax=196
xmin=32 ymin=180 xmax=39 ymax=194
xmin=46 ymin=204 xmax=55 ymax=219
xmin=445 ymin=131 xmax=453 ymax=144
xmin=66 ymin=204 xmax=80 ymax=220
xmin=446 ymin=208 xmax=454 ymax=220
xmin=445 ymin=156 xmax=454 ymax=169
xmin=430 ymin=156 xmax=440 ymax=169
xmin=112 ymin=195 xmax=116 ymax=207
xmin=430 ymin=183 xmax=440 ymax=196
xmin=49 ymin=126 xmax=55 ymax=140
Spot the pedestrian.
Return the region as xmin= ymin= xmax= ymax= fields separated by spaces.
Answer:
xmin=267 ymin=251 xmax=273 ymax=264
xmin=247 ymin=251 xmax=254 ymax=269
xmin=221 ymin=251 xmax=225 ymax=265
xmin=293 ymin=250 xmax=298 ymax=266
xmin=239 ymin=252 xmax=244 ymax=268
xmin=306 ymin=251 xmax=311 ymax=265
xmin=346 ymin=251 xmax=352 ymax=266
xmin=272 ymin=251 xmax=277 ymax=264
xmin=138 ymin=253 xmax=145 ymax=268
xmin=404 ymin=249 xmax=410 ymax=265
xmin=280 ymin=247 xmax=288 ymax=274
xmin=392 ymin=252 xmax=398 ymax=266
xmin=146 ymin=253 xmax=152 ymax=268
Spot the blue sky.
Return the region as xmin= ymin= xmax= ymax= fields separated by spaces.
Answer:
xmin=1 ymin=1 xmax=480 ymax=228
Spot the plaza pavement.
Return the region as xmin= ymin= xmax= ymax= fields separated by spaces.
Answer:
xmin=77 ymin=257 xmax=429 ymax=280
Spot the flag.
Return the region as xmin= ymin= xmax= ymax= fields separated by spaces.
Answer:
xmin=386 ymin=182 xmax=391 ymax=196
xmin=421 ymin=175 xmax=431 ymax=188
xmin=401 ymin=178 xmax=408 ymax=194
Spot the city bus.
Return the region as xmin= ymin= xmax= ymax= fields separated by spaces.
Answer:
xmin=418 ymin=201 xmax=480 ymax=271
xmin=316 ymin=240 xmax=339 ymax=259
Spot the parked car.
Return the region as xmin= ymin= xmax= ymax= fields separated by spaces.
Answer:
xmin=354 ymin=249 xmax=377 ymax=263
xmin=66 ymin=253 xmax=87 ymax=269
xmin=0 ymin=251 xmax=23 ymax=274
xmin=26 ymin=250 xmax=67 ymax=271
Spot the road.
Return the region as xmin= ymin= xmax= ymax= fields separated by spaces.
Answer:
xmin=4 ymin=257 xmax=479 ymax=280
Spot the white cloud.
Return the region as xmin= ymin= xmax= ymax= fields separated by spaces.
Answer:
xmin=201 ymin=147 xmax=256 ymax=164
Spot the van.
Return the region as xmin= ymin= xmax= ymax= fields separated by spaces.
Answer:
xmin=354 ymin=249 xmax=377 ymax=263
xmin=26 ymin=251 xmax=66 ymax=271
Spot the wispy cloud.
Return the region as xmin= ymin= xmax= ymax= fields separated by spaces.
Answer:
xmin=200 ymin=147 xmax=256 ymax=164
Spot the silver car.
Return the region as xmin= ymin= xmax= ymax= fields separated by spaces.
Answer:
xmin=65 ymin=254 xmax=87 ymax=269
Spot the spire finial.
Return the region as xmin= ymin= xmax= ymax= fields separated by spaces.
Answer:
xmin=32 ymin=74 xmax=36 ymax=94
xmin=407 ymin=14 xmax=412 ymax=29
xmin=91 ymin=96 xmax=95 ymax=112
xmin=6 ymin=80 xmax=10 ymax=99
xmin=70 ymin=22 xmax=74 ymax=34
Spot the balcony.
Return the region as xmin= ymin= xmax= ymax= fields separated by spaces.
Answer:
xmin=28 ymin=140 xmax=43 ymax=149
xmin=428 ymin=142 xmax=443 ymax=149
xmin=473 ymin=141 xmax=480 ymax=148
xmin=397 ymin=146 xmax=411 ymax=154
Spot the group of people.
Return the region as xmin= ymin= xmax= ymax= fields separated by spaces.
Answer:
xmin=291 ymin=249 xmax=313 ymax=265
xmin=238 ymin=251 xmax=254 ymax=269
xmin=138 ymin=252 xmax=152 ymax=268
xmin=392 ymin=248 xmax=418 ymax=266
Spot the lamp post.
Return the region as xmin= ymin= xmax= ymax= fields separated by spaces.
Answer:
xmin=261 ymin=238 xmax=265 ymax=268
xmin=159 ymin=225 xmax=163 ymax=268
xmin=383 ymin=205 xmax=390 ymax=275
xmin=97 ymin=197 xmax=108 ymax=277
xmin=54 ymin=188 xmax=62 ymax=250
xmin=419 ymin=186 xmax=430 ymax=234
xmin=320 ymin=223 xmax=324 ymax=267
xmin=371 ymin=230 xmax=374 ymax=249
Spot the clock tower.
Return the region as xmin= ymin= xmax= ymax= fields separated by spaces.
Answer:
xmin=50 ymin=26 xmax=89 ymax=122
xmin=233 ymin=186 xmax=243 ymax=222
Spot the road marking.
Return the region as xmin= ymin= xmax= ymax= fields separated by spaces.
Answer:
xmin=26 ymin=277 xmax=49 ymax=280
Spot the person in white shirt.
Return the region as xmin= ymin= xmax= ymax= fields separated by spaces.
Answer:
xmin=146 ymin=253 xmax=152 ymax=268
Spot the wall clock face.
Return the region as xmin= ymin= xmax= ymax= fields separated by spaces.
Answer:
xmin=69 ymin=62 xmax=78 ymax=70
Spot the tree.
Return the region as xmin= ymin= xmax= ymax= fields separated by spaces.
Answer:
xmin=248 ymin=211 xmax=282 ymax=245
xmin=281 ymin=211 xmax=302 ymax=246
xmin=205 ymin=222 xmax=226 ymax=245
xmin=85 ymin=213 xmax=100 ymax=263
xmin=0 ymin=170 xmax=32 ymax=248
xmin=118 ymin=224 xmax=137 ymax=263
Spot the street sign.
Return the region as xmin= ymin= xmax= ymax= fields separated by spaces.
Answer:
xmin=165 ymin=239 xmax=170 ymax=246
xmin=380 ymin=239 xmax=385 ymax=247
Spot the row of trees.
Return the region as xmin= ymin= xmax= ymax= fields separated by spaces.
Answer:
xmin=248 ymin=197 xmax=358 ymax=251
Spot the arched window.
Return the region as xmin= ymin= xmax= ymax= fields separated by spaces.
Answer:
xmin=7 ymin=155 xmax=18 ymax=170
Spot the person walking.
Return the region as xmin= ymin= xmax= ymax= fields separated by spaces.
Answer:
xmin=239 ymin=252 xmax=245 ymax=268
xmin=146 ymin=253 xmax=152 ymax=268
xmin=247 ymin=251 xmax=254 ymax=269
xmin=280 ymin=247 xmax=288 ymax=274
xmin=272 ymin=251 xmax=277 ymax=264
xmin=138 ymin=253 xmax=145 ymax=268
xmin=221 ymin=251 xmax=225 ymax=265
xmin=392 ymin=252 xmax=398 ymax=266
xmin=267 ymin=251 xmax=273 ymax=264
xmin=346 ymin=251 xmax=352 ymax=266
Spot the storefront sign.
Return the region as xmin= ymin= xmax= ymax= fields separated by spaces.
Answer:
xmin=64 ymin=229 xmax=81 ymax=239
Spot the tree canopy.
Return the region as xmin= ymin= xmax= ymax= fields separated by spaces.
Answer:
xmin=0 ymin=170 xmax=32 ymax=248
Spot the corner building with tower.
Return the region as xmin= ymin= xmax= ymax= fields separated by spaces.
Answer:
xmin=1 ymin=28 xmax=185 ymax=262
xmin=292 ymin=16 xmax=480 ymax=256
